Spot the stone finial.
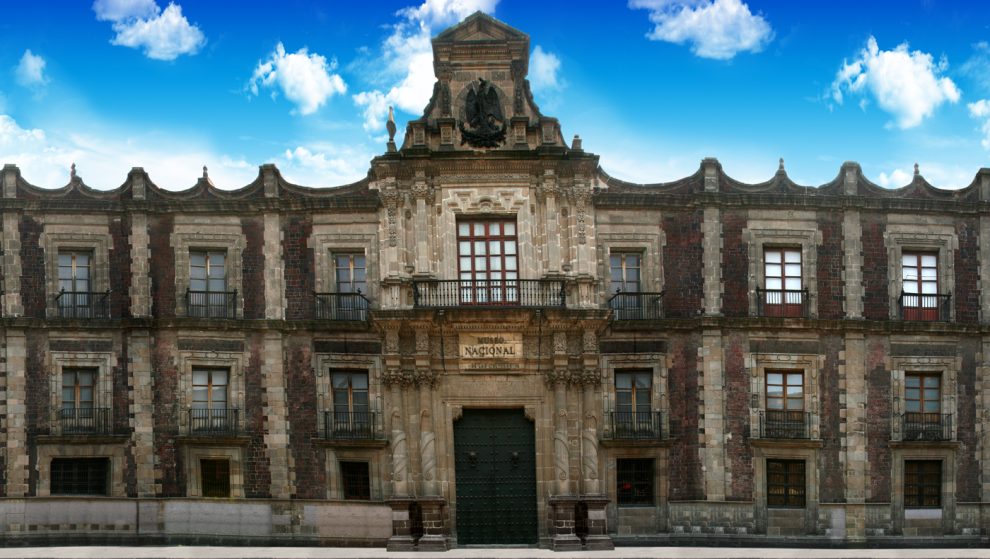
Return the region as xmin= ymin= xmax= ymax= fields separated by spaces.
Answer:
xmin=778 ymin=158 xmax=785 ymax=172
xmin=202 ymin=165 xmax=209 ymax=179
xmin=572 ymin=134 xmax=582 ymax=151
xmin=386 ymin=106 xmax=397 ymax=153
xmin=70 ymin=163 xmax=76 ymax=180
xmin=914 ymin=162 xmax=920 ymax=176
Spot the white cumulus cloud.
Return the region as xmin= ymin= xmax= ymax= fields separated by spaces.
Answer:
xmin=278 ymin=143 xmax=372 ymax=185
xmin=15 ymin=50 xmax=49 ymax=88
xmin=876 ymin=168 xmax=913 ymax=188
xmin=629 ymin=0 xmax=773 ymax=60
xmin=530 ymin=45 xmax=562 ymax=93
xmin=830 ymin=36 xmax=960 ymax=129
xmin=968 ymin=99 xmax=990 ymax=150
xmin=94 ymin=0 xmax=205 ymax=61
xmin=247 ymin=43 xmax=347 ymax=116
xmin=353 ymin=0 xmax=499 ymax=133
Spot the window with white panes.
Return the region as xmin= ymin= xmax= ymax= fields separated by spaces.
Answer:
xmin=609 ymin=252 xmax=641 ymax=294
xmin=457 ymin=220 xmax=518 ymax=304
xmin=334 ymin=253 xmax=367 ymax=294
xmin=191 ymin=368 xmax=232 ymax=432
xmin=331 ymin=370 xmax=370 ymax=436
xmin=901 ymin=252 xmax=939 ymax=320
xmin=763 ymin=248 xmax=803 ymax=317
xmin=189 ymin=251 xmax=230 ymax=317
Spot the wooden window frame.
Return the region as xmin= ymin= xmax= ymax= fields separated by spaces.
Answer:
xmin=456 ymin=219 xmax=518 ymax=305
xmin=189 ymin=249 xmax=228 ymax=293
xmin=615 ymin=369 xmax=652 ymax=415
xmin=904 ymin=372 xmax=941 ymax=415
xmin=766 ymin=370 xmax=804 ymax=412
xmin=57 ymin=250 xmax=93 ymax=293
xmin=901 ymin=251 xmax=939 ymax=320
xmin=333 ymin=252 xmax=367 ymax=294
xmin=763 ymin=247 xmax=803 ymax=317
xmin=192 ymin=367 xmax=229 ymax=410
xmin=61 ymin=367 xmax=97 ymax=410
xmin=609 ymin=251 xmax=642 ymax=294
xmin=904 ymin=460 xmax=941 ymax=508
xmin=616 ymin=458 xmax=654 ymax=506
xmin=766 ymin=458 xmax=806 ymax=508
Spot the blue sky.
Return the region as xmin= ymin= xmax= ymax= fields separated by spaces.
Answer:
xmin=0 ymin=0 xmax=988 ymax=190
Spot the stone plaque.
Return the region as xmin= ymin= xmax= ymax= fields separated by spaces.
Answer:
xmin=459 ymin=332 xmax=523 ymax=371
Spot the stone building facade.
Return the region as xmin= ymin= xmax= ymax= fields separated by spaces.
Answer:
xmin=0 ymin=12 xmax=989 ymax=549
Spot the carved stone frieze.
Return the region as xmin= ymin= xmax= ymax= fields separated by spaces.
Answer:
xmin=544 ymin=368 xmax=571 ymax=386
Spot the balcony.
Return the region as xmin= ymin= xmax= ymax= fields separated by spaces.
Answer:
xmin=901 ymin=412 xmax=953 ymax=442
xmin=756 ymin=288 xmax=808 ymax=318
xmin=898 ymin=292 xmax=951 ymax=321
xmin=314 ymin=292 xmax=370 ymax=321
xmin=322 ymin=411 xmax=385 ymax=441
xmin=55 ymin=290 xmax=110 ymax=319
xmin=412 ymin=279 xmax=565 ymax=308
xmin=187 ymin=408 xmax=240 ymax=436
xmin=602 ymin=411 xmax=663 ymax=441
xmin=608 ymin=291 xmax=664 ymax=320
xmin=186 ymin=289 xmax=238 ymax=319
xmin=53 ymin=408 xmax=114 ymax=436
xmin=759 ymin=410 xmax=810 ymax=439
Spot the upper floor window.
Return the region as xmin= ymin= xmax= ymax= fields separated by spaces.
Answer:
xmin=62 ymin=368 xmax=96 ymax=412
xmin=57 ymin=251 xmax=107 ymax=318
xmin=901 ymin=252 xmax=941 ymax=320
xmin=457 ymin=220 xmax=517 ymax=304
xmin=58 ymin=251 xmax=91 ymax=293
xmin=609 ymin=252 xmax=641 ymax=294
xmin=762 ymin=248 xmax=804 ymax=317
xmin=329 ymin=370 xmax=372 ymax=439
xmin=613 ymin=370 xmax=657 ymax=439
xmin=763 ymin=370 xmax=808 ymax=439
xmin=188 ymin=250 xmax=234 ymax=318
xmin=191 ymin=367 xmax=234 ymax=434
xmin=334 ymin=253 xmax=367 ymax=294
xmin=903 ymin=372 xmax=949 ymax=441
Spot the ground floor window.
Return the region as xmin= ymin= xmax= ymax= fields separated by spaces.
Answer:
xmin=616 ymin=458 xmax=654 ymax=506
xmin=905 ymin=460 xmax=941 ymax=508
xmin=340 ymin=460 xmax=371 ymax=500
xmin=50 ymin=457 xmax=109 ymax=496
xmin=767 ymin=459 xmax=805 ymax=508
xmin=201 ymin=459 xmax=231 ymax=498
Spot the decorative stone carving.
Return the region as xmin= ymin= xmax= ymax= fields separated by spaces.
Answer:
xmin=553 ymin=332 xmax=568 ymax=355
xmin=573 ymin=182 xmax=591 ymax=245
xmin=378 ymin=182 xmax=401 ymax=248
xmin=384 ymin=330 xmax=400 ymax=355
xmin=544 ymin=368 xmax=571 ymax=386
xmin=582 ymin=330 xmax=598 ymax=353
xmin=415 ymin=330 xmax=430 ymax=354
xmin=459 ymin=78 xmax=506 ymax=148
xmin=574 ymin=368 xmax=601 ymax=386
xmin=415 ymin=368 xmax=440 ymax=388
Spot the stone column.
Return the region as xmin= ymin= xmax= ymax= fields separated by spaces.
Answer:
xmin=384 ymin=367 xmax=414 ymax=551
xmin=1 ymin=169 xmax=24 ymax=316
xmin=411 ymin=174 xmax=431 ymax=275
xmin=546 ymin=331 xmax=581 ymax=550
xmin=415 ymin=368 xmax=446 ymax=551
xmin=701 ymin=329 xmax=726 ymax=501
xmin=980 ymin=336 xmax=990 ymax=536
xmin=4 ymin=330 xmax=27 ymax=497
xmin=542 ymin=170 xmax=560 ymax=273
xmin=128 ymin=330 xmax=156 ymax=496
xmin=262 ymin=332 xmax=293 ymax=498
xmin=263 ymin=213 xmax=285 ymax=320
xmin=843 ymin=332 xmax=867 ymax=541
xmin=702 ymin=205 xmax=721 ymax=315
xmin=843 ymin=210 xmax=864 ymax=319
xmin=378 ymin=179 xmax=403 ymax=279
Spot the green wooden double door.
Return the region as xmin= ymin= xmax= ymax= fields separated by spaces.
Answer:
xmin=453 ymin=408 xmax=538 ymax=545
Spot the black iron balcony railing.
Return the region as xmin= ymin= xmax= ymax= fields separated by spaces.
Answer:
xmin=756 ymin=288 xmax=808 ymax=318
xmin=314 ymin=291 xmax=370 ymax=321
xmin=55 ymin=290 xmax=111 ymax=319
xmin=602 ymin=411 xmax=663 ymax=441
xmin=412 ymin=279 xmax=565 ymax=308
xmin=322 ymin=410 xmax=384 ymax=441
xmin=759 ymin=410 xmax=810 ymax=439
xmin=608 ymin=291 xmax=664 ymax=320
xmin=898 ymin=292 xmax=951 ymax=321
xmin=188 ymin=408 xmax=240 ymax=436
xmin=54 ymin=407 xmax=113 ymax=435
xmin=901 ymin=412 xmax=953 ymax=441
xmin=186 ymin=289 xmax=238 ymax=319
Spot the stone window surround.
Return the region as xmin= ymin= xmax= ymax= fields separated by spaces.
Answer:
xmin=176 ymin=349 xmax=245 ymax=432
xmin=184 ymin=445 xmax=245 ymax=498
xmin=42 ymin=232 xmax=110 ymax=319
xmin=36 ymin=443 xmax=126 ymax=497
xmin=171 ymin=231 xmax=245 ymax=317
xmin=326 ymin=448 xmax=385 ymax=501
xmin=749 ymin=352 xmax=822 ymax=440
xmin=596 ymin=231 xmax=666 ymax=300
xmin=610 ymin=451 xmax=665 ymax=510
xmin=48 ymin=349 xmax=115 ymax=425
xmin=601 ymin=353 xmax=669 ymax=438
xmin=314 ymin=353 xmax=382 ymax=420
xmin=889 ymin=354 xmax=959 ymax=441
xmin=751 ymin=444 xmax=819 ymax=535
xmin=884 ymin=230 xmax=957 ymax=321
xmin=310 ymin=232 xmax=378 ymax=300
xmin=744 ymin=228 xmax=821 ymax=318
xmin=441 ymin=187 xmax=531 ymax=279
xmin=890 ymin=446 xmax=956 ymax=535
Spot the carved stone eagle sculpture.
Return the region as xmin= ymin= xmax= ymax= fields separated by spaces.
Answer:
xmin=460 ymin=77 xmax=507 ymax=148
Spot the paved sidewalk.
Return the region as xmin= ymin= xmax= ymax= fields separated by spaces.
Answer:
xmin=0 ymin=548 xmax=988 ymax=559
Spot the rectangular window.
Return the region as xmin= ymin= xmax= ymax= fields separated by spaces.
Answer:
xmin=331 ymin=370 xmax=370 ymax=437
xmin=609 ymin=252 xmax=641 ymax=294
xmin=763 ymin=248 xmax=803 ymax=317
xmin=189 ymin=250 xmax=229 ymax=317
xmin=767 ymin=459 xmax=805 ymax=508
xmin=191 ymin=368 xmax=231 ymax=433
xmin=334 ymin=253 xmax=367 ymax=294
xmin=904 ymin=372 xmax=944 ymax=440
xmin=201 ymin=459 xmax=231 ymax=498
xmin=340 ymin=461 xmax=371 ymax=500
xmin=457 ymin=220 xmax=518 ymax=304
xmin=904 ymin=460 xmax=941 ymax=508
xmin=616 ymin=458 xmax=654 ymax=506
xmin=57 ymin=251 xmax=94 ymax=317
xmin=902 ymin=252 xmax=939 ymax=320
xmin=764 ymin=370 xmax=806 ymax=438
xmin=51 ymin=457 xmax=109 ymax=496
xmin=60 ymin=368 xmax=98 ymax=432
